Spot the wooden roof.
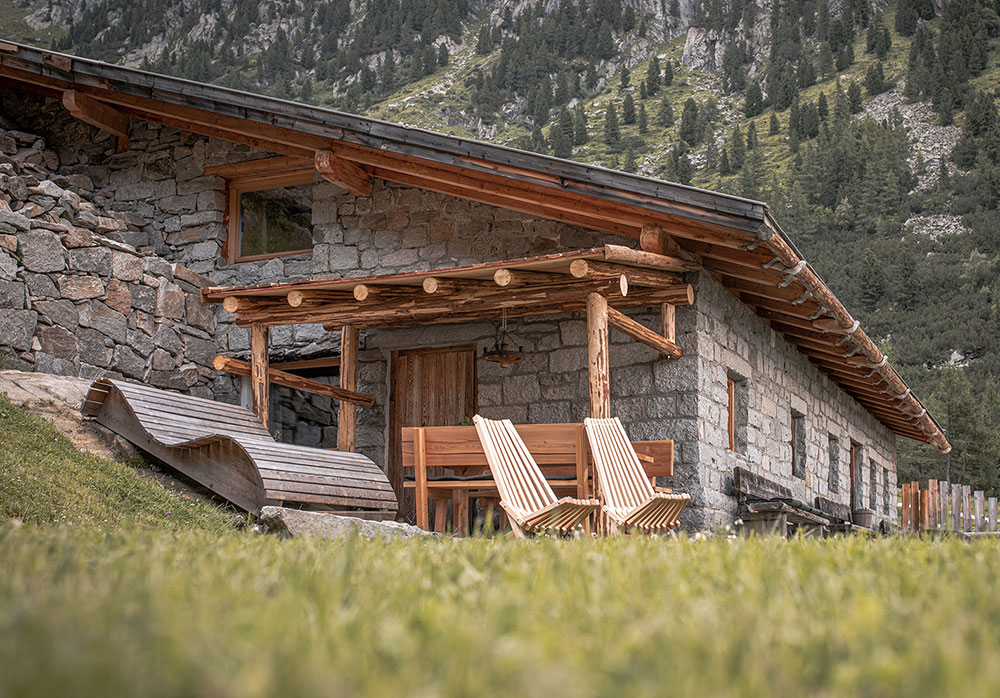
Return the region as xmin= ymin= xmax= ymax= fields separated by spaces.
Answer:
xmin=0 ymin=40 xmax=950 ymax=453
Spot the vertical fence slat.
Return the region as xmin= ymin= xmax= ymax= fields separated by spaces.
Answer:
xmin=975 ymin=491 xmax=985 ymax=532
xmin=962 ymin=485 xmax=972 ymax=533
xmin=928 ymin=480 xmax=938 ymax=529
xmin=952 ymin=485 xmax=961 ymax=531
xmin=940 ymin=482 xmax=950 ymax=531
xmin=911 ymin=482 xmax=921 ymax=532
xmin=990 ymin=497 xmax=998 ymax=533
xmin=920 ymin=489 xmax=930 ymax=532
xmin=901 ymin=483 xmax=911 ymax=531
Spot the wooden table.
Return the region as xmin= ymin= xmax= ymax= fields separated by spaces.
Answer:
xmin=401 ymin=423 xmax=673 ymax=534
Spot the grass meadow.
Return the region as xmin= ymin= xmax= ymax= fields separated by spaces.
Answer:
xmin=3 ymin=398 xmax=1000 ymax=697
xmin=3 ymin=529 xmax=1000 ymax=698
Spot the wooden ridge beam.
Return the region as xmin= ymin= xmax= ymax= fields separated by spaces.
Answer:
xmin=62 ymin=89 xmax=129 ymax=152
xmin=352 ymin=283 xmax=413 ymax=301
xmin=607 ymin=306 xmax=683 ymax=359
xmin=213 ymin=355 xmax=375 ymax=407
xmin=315 ymin=150 xmax=372 ymax=198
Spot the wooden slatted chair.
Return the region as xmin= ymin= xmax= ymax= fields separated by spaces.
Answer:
xmin=584 ymin=417 xmax=690 ymax=535
xmin=473 ymin=415 xmax=599 ymax=537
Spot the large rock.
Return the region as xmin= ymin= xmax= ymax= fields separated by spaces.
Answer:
xmin=19 ymin=230 xmax=65 ymax=272
xmin=259 ymin=507 xmax=436 ymax=541
xmin=0 ymin=309 xmax=37 ymax=351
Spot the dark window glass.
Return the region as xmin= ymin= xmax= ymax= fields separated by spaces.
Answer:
xmin=828 ymin=434 xmax=840 ymax=493
xmin=791 ymin=410 xmax=806 ymax=479
xmin=239 ymin=183 xmax=314 ymax=257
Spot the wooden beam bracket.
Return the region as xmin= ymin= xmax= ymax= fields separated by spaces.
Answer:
xmin=62 ymin=90 xmax=129 ymax=152
xmin=315 ymin=149 xmax=371 ymax=198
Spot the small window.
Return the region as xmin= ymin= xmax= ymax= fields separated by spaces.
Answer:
xmin=828 ymin=434 xmax=840 ymax=494
xmin=850 ymin=441 xmax=864 ymax=510
xmin=882 ymin=466 xmax=891 ymax=514
xmin=791 ymin=409 xmax=806 ymax=479
xmin=869 ymin=458 xmax=878 ymax=509
xmin=225 ymin=174 xmax=316 ymax=262
xmin=727 ymin=373 xmax=748 ymax=454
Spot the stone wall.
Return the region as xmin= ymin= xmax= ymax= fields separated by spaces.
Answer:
xmin=687 ymin=272 xmax=898 ymax=529
xmin=0 ymin=124 xmax=223 ymax=396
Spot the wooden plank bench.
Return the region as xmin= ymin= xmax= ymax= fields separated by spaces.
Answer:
xmin=401 ymin=423 xmax=673 ymax=534
xmin=732 ymin=466 xmax=827 ymax=537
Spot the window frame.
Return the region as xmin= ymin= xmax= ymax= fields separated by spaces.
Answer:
xmin=727 ymin=377 xmax=736 ymax=451
xmin=223 ymin=171 xmax=317 ymax=263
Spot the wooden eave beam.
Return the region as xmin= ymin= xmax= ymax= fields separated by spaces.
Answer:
xmin=603 ymin=243 xmax=700 ymax=272
xmin=569 ymin=259 xmax=682 ymax=287
xmin=607 ymin=306 xmax=683 ymax=359
xmin=213 ymin=355 xmax=374 ymax=406
xmin=739 ymin=292 xmax=825 ymax=319
xmin=315 ymin=149 xmax=372 ymax=198
xmin=62 ymin=89 xmax=129 ymax=151
xmin=204 ymin=155 xmax=312 ymax=178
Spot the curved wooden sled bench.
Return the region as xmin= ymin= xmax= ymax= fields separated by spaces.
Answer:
xmin=82 ymin=378 xmax=397 ymax=518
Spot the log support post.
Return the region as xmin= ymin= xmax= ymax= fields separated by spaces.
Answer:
xmin=587 ymin=293 xmax=610 ymax=419
xmin=250 ymin=322 xmax=269 ymax=428
xmin=338 ymin=325 xmax=359 ymax=452
xmin=661 ymin=303 xmax=676 ymax=343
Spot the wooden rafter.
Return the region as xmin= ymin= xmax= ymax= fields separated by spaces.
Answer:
xmin=62 ymin=89 xmax=129 ymax=152
xmin=315 ymin=149 xmax=372 ymax=198
xmin=214 ymin=355 xmax=374 ymax=407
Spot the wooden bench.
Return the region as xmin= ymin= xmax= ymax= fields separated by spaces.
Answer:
xmin=732 ymin=466 xmax=827 ymax=537
xmin=402 ymin=423 xmax=673 ymax=534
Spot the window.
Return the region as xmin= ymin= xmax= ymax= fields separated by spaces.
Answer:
xmin=791 ymin=409 xmax=806 ymax=479
xmin=850 ymin=441 xmax=864 ymax=510
xmin=869 ymin=458 xmax=878 ymax=509
xmin=828 ymin=434 xmax=840 ymax=494
xmin=882 ymin=467 xmax=891 ymax=514
xmin=225 ymin=173 xmax=316 ymax=262
xmin=727 ymin=373 xmax=748 ymax=454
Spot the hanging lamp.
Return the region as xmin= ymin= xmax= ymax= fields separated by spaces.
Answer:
xmin=482 ymin=307 xmax=524 ymax=368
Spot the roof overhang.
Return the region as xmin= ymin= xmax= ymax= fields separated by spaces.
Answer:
xmin=0 ymin=40 xmax=950 ymax=453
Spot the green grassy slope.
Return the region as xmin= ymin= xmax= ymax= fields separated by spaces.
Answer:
xmin=2 ymin=529 xmax=1000 ymax=697
xmin=0 ymin=395 xmax=238 ymax=532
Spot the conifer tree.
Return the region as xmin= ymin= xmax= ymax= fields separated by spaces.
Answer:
xmin=531 ymin=124 xmax=547 ymax=153
xmin=550 ymin=119 xmax=572 ymax=158
xmin=859 ymin=248 xmax=886 ymax=311
xmin=670 ymin=141 xmax=693 ymax=184
xmin=379 ymin=55 xmax=396 ymax=93
xmin=597 ymin=21 xmax=614 ymax=59
xmin=729 ymin=125 xmax=746 ymax=169
xmin=865 ymin=62 xmax=886 ymax=96
xmin=746 ymin=122 xmax=758 ymax=150
xmin=658 ymin=94 xmax=674 ymax=127
xmin=646 ymin=56 xmax=661 ymax=95
xmin=817 ymin=92 xmax=829 ymax=121
xmin=678 ymin=98 xmax=699 ymax=144
xmin=573 ymin=103 xmax=589 ymax=145
xmin=622 ymin=94 xmax=636 ymax=124
xmin=623 ymin=147 xmax=638 ymax=172
xmin=585 ymin=64 xmax=599 ymax=91
xmin=739 ymin=148 xmax=765 ymax=199
xmin=719 ymin=148 xmax=732 ymax=175
xmin=818 ymin=43 xmax=834 ymax=77
xmin=475 ymin=24 xmax=492 ymax=54
xmin=895 ymin=0 xmax=918 ymax=37
xmin=744 ymin=81 xmax=764 ymax=117
xmin=639 ymin=80 xmax=648 ymax=100
xmin=847 ymin=81 xmax=863 ymax=113
xmin=638 ymin=103 xmax=648 ymax=133
xmin=662 ymin=59 xmax=674 ymax=86
xmin=619 ymin=66 xmax=631 ymax=92
xmin=769 ymin=112 xmax=780 ymax=135
xmin=438 ymin=43 xmax=449 ymax=67
xmin=604 ymin=103 xmax=621 ymax=146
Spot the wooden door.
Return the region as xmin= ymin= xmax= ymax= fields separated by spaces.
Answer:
xmin=388 ymin=345 xmax=478 ymax=521
xmin=850 ymin=441 xmax=861 ymax=511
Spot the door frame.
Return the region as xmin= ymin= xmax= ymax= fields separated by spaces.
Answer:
xmin=386 ymin=344 xmax=479 ymax=515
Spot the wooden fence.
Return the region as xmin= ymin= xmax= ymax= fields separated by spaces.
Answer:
xmin=900 ymin=480 xmax=998 ymax=533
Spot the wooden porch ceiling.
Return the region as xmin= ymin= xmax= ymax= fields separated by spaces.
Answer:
xmin=201 ymin=245 xmax=695 ymax=331
xmin=0 ymin=40 xmax=950 ymax=453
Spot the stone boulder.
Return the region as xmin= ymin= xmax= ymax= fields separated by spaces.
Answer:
xmin=259 ymin=506 xmax=437 ymax=541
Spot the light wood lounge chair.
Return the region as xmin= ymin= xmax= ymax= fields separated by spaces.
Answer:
xmin=473 ymin=415 xmax=599 ymax=537
xmin=584 ymin=417 xmax=690 ymax=535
